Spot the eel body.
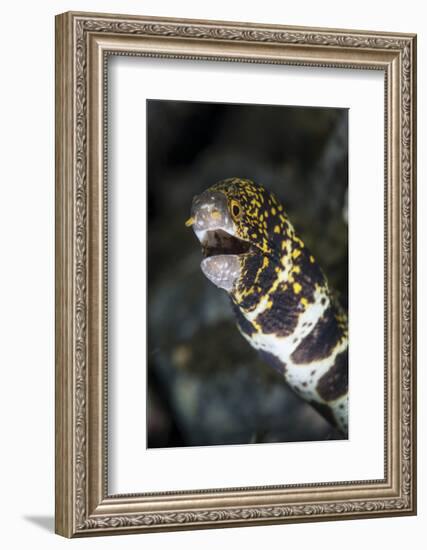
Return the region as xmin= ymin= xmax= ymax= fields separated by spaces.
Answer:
xmin=187 ymin=178 xmax=348 ymax=436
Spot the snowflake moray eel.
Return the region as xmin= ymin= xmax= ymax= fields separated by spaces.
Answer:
xmin=186 ymin=178 xmax=348 ymax=436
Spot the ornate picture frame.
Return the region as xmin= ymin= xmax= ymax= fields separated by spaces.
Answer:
xmin=55 ymin=11 xmax=417 ymax=537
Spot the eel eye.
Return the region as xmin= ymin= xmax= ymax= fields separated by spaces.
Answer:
xmin=231 ymin=200 xmax=242 ymax=219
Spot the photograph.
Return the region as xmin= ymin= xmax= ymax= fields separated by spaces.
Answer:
xmin=146 ymin=99 xmax=349 ymax=448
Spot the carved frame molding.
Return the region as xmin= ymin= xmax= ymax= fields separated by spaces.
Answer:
xmin=55 ymin=11 xmax=416 ymax=537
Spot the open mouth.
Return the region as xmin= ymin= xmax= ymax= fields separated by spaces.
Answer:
xmin=201 ymin=229 xmax=252 ymax=258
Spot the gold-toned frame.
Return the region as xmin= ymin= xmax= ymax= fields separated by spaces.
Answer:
xmin=55 ymin=11 xmax=417 ymax=538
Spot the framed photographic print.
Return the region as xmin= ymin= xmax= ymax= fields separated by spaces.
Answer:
xmin=55 ymin=11 xmax=417 ymax=537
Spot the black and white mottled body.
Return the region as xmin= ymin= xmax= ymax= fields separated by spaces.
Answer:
xmin=186 ymin=178 xmax=348 ymax=436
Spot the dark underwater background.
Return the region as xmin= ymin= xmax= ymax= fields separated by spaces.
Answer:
xmin=147 ymin=99 xmax=348 ymax=448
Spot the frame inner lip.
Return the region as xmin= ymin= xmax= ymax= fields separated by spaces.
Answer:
xmin=202 ymin=228 xmax=252 ymax=258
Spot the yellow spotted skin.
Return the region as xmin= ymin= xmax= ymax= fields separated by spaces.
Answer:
xmin=201 ymin=178 xmax=349 ymax=436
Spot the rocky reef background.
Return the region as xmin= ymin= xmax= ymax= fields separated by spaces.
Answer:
xmin=146 ymin=99 xmax=348 ymax=448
